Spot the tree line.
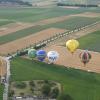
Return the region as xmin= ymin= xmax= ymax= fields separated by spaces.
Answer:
xmin=0 ymin=0 xmax=32 ymax=6
xmin=57 ymin=3 xmax=98 ymax=7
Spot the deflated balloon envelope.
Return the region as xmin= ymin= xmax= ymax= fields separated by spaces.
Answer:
xmin=47 ymin=51 xmax=59 ymax=63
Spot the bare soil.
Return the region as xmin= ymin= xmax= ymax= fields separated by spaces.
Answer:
xmin=45 ymin=45 xmax=100 ymax=73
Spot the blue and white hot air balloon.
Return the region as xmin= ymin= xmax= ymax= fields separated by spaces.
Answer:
xmin=47 ymin=51 xmax=59 ymax=64
xmin=36 ymin=50 xmax=46 ymax=61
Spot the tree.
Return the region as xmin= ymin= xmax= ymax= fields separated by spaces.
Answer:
xmin=29 ymin=81 xmax=35 ymax=87
xmin=50 ymin=87 xmax=59 ymax=98
xmin=30 ymin=87 xmax=34 ymax=93
xmin=0 ymin=0 xmax=32 ymax=6
xmin=42 ymin=84 xmax=51 ymax=96
xmin=58 ymin=93 xmax=73 ymax=100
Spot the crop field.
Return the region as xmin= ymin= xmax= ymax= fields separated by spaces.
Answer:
xmin=0 ymin=17 xmax=99 ymax=45
xmin=0 ymin=7 xmax=99 ymax=23
xmin=0 ymin=7 xmax=87 ymax=22
xmin=11 ymin=57 xmax=100 ymax=100
xmin=78 ymin=31 xmax=100 ymax=52
xmin=0 ymin=28 xmax=66 ymax=54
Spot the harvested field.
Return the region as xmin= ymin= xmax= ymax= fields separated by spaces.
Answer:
xmin=0 ymin=57 xmax=6 ymax=76
xmin=0 ymin=22 xmax=33 ymax=37
xmin=45 ymin=45 xmax=100 ymax=73
xmin=0 ymin=28 xmax=67 ymax=55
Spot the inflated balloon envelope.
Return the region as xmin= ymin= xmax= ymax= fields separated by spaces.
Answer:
xmin=36 ymin=50 xmax=47 ymax=62
xmin=28 ymin=49 xmax=36 ymax=58
xmin=47 ymin=51 xmax=59 ymax=63
xmin=66 ymin=39 xmax=79 ymax=54
xmin=79 ymin=50 xmax=92 ymax=66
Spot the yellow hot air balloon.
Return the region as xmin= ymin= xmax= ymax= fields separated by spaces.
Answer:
xmin=66 ymin=39 xmax=79 ymax=54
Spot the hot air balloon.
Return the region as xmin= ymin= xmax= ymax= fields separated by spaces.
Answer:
xmin=66 ymin=39 xmax=79 ymax=54
xmin=28 ymin=49 xmax=36 ymax=59
xmin=47 ymin=51 xmax=59 ymax=64
xmin=79 ymin=50 xmax=91 ymax=66
xmin=36 ymin=50 xmax=46 ymax=61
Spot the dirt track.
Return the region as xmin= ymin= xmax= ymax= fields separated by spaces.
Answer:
xmin=0 ymin=28 xmax=67 ymax=55
xmin=45 ymin=45 xmax=100 ymax=73
xmin=0 ymin=57 xmax=6 ymax=76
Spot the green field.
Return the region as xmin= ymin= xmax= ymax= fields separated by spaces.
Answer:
xmin=78 ymin=31 xmax=100 ymax=52
xmin=46 ymin=17 xmax=100 ymax=30
xmin=10 ymin=57 xmax=100 ymax=100
xmin=0 ymin=85 xmax=4 ymax=100
xmin=0 ymin=7 xmax=88 ymax=23
xmin=0 ymin=17 xmax=99 ymax=45
xmin=0 ymin=20 xmax=13 ymax=26
xmin=0 ymin=7 xmax=99 ymax=23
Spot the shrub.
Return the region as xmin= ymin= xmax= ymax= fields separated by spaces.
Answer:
xmin=42 ymin=84 xmax=51 ymax=96
xmin=50 ymin=87 xmax=59 ymax=98
xmin=30 ymin=87 xmax=34 ymax=93
xmin=9 ymin=90 xmax=15 ymax=97
xmin=58 ymin=93 xmax=73 ymax=100
xmin=14 ymin=82 xmax=26 ymax=89
xmin=29 ymin=81 xmax=35 ymax=87
xmin=20 ymin=92 xmax=24 ymax=96
xmin=44 ymin=80 xmax=49 ymax=84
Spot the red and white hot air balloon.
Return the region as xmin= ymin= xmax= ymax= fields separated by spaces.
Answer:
xmin=79 ymin=50 xmax=91 ymax=66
